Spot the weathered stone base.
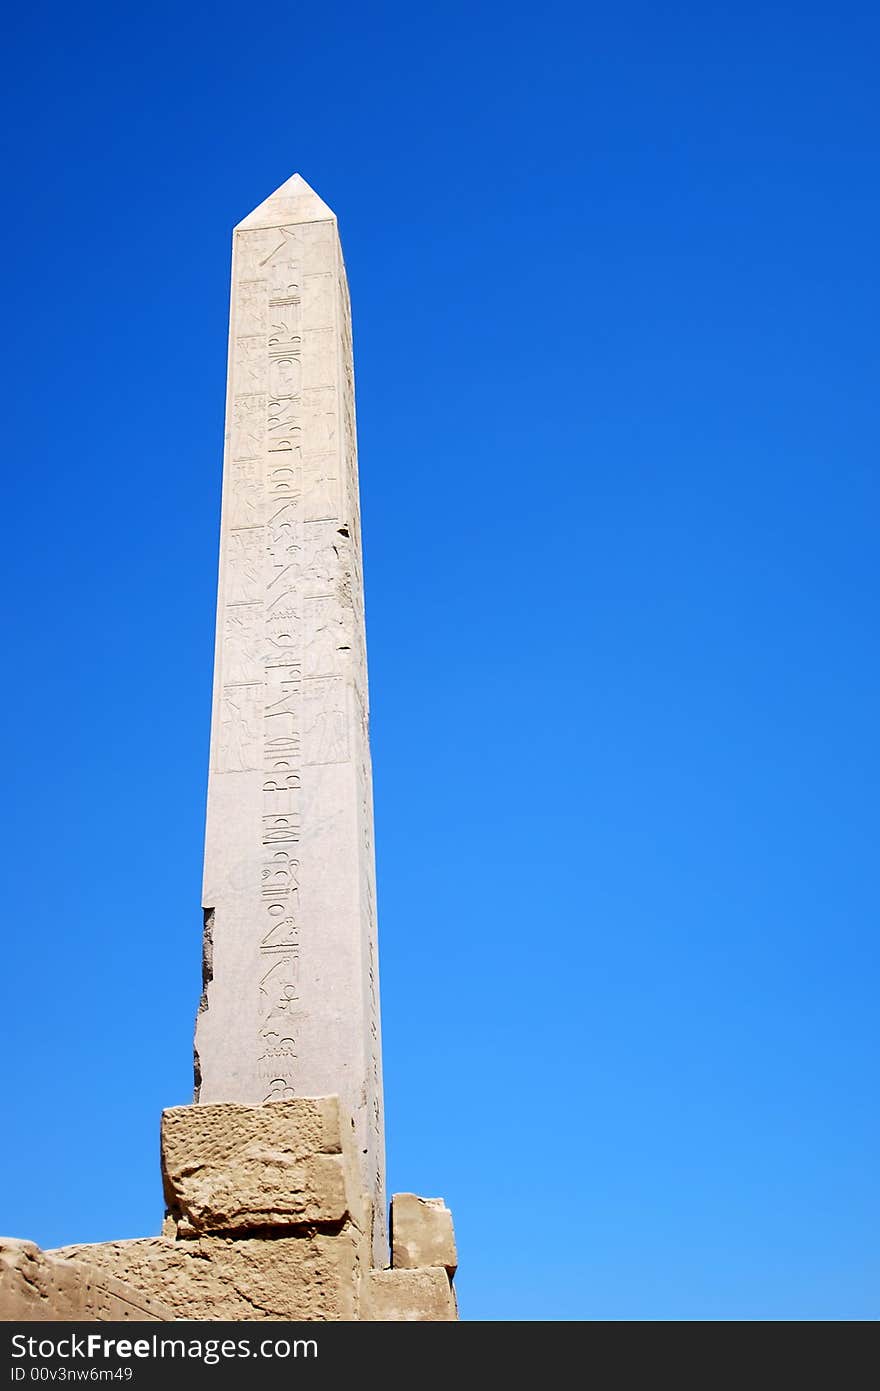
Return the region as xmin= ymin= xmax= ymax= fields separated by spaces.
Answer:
xmin=365 ymin=1267 xmax=458 ymax=1321
xmin=0 ymin=1240 xmax=172 ymax=1322
xmin=51 ymin=1231 xmax=363 ymax=1322
xmin=1 ymin=1099 xmax=458 ymax=1322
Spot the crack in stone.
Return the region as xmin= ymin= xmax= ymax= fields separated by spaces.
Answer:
xmin=226 ymin=1279 xmax=278 ymax=1318
xmin=175 ymin=1217 xmax=352 ymax=1243
xmin=193 ymin=907 xmax=214 ymax=1101
xmin=16 ymin=1257 xmax=48 ymax=1300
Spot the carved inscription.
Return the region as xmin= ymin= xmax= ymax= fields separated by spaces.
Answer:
xmin=228 ymin=460 xmax=262 ymax=528
xmin=217 ymin=684 xmax=262 ymax=772
xmin=235 ymin=336 xmax=267 ymax=392
xmin=223 ymin=605 xmax=263 ymax=684
xmin=225 ymin=529 xmax=263 ymax=604
xmin=232 ymin=395 xmax=266 ymax=460
xmin=237 ymin=281 xmax=267 ymax=336
xmin=302 ymin=676 xmax=348 ymax=765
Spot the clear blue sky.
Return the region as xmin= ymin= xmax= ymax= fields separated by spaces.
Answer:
xmin=1 ymin=1 xmax=877 ymax=1321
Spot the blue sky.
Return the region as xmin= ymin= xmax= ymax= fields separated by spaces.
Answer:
xmin=1 ymin=1 xmax=877 ymax=1320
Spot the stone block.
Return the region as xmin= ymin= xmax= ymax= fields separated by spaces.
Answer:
xmin=391 ymin=1193 xmax=457 ymax=1276
xmin=51 ymin=1229 xmax=361 ymax=1322
xmin=160 ymin=1097 xmax=361 ymax=1233
xmin=0 ymin=1239 xmax=172 ymax=1322
xmin=364 ymin=1266 xmax=457 ymax=1322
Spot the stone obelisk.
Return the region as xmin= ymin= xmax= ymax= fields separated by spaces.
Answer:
xmin=195 ymin=174 xmax=386 ymax=1259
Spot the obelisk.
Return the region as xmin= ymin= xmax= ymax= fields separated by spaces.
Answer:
xmin=195 ymin=174 xmax=386 ymax=1259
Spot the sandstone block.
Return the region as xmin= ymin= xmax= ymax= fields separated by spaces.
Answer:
xmin=0 ymin=1239 xmax=172 ymax=1322
xmin=391 ymin=1193 xmax=457 ymax=1276
xmin=365 ymin=1267 xmax=457 ymax=1322
xmin=51 ymin=1229 xmax=361 ymax=1322
xmin=161 ymin=1097 xmax=359 ymax=1233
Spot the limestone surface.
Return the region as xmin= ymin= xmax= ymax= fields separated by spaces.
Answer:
xmin=0 ymin=1239 xmax=171 ymax=1322
xmin=390 ymin=1193 xmax=457 ymax=1276
xmin=196 ymin=171 xmax=386 ymax=1263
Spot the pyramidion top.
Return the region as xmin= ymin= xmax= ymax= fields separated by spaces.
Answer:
xmin=235 ymin=173 xmax=336 ymax=230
